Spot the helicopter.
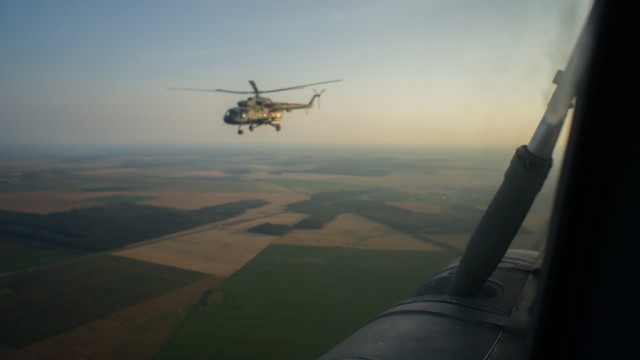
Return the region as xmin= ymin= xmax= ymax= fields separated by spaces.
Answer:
xmin=167 ymin=79 xmax=342 ymax=135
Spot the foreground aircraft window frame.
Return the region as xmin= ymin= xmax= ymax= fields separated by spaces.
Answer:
xmin=319 ymin=1 xmax=640 ymax=359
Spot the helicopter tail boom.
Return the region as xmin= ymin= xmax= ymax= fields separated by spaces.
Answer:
xmin=308 ymin=89 xmax=325 ymax=108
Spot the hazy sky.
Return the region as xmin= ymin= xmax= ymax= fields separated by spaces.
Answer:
xmin=0 ymin=0 xmax=592 ymax=147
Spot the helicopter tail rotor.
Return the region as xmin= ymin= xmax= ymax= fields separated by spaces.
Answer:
xmin=312 ymin=88 xmax=326 ymax=109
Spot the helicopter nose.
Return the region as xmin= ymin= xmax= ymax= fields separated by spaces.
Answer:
xmin=224 ymin=109 xmax=245 ymax=124
xmin=223 ymin=110 xmax=236 ymax=124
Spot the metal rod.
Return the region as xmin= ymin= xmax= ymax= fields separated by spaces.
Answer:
xmin=447 ymin=6 xmax=595 ymax=297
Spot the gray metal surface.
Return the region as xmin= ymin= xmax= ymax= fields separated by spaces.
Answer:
xmin=320 ymin=251 xmax=539 ymax=360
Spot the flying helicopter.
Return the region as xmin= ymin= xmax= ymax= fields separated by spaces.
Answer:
xmin=167 ymin=79 xmax=342 ymax=135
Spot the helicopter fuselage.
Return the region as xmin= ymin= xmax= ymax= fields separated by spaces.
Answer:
xmin=223 ymin=106 xmax=284 ymax=125
xmin=223 ymin=97 xmax=284 ymax=126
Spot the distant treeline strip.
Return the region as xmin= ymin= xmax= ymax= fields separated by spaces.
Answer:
xmin=0 ymin=199 xmax=268 ymax=252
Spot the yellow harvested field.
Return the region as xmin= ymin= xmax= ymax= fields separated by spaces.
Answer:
xmin=113 ymin=212 xmax=306 ymax=277
xmin=388 ymin=201 xmax=444 ymax=213
xmin=0 ymin=191 xmax=120 ymax=214
xmin=276 ymin=213 xmax=440 ymax=251
xmin=114 ymin=230 xmax=270 ymax=277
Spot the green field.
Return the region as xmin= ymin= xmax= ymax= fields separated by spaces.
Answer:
xmin=0 ymin=255 xmax=209 ymax=346
xmin=248 ymin=223 xmax=292 ymax=236
xmin=0 ymin=233 xmax=86 ymax=273
xmin=155 ymin=244 xmax=457 ymax=360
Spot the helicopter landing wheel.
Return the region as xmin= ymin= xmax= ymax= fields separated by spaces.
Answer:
xmin=275 ymin=125 xmax=281 ymax=132
xmin=238 ymin=129 xmax=244 ymax=135
xmin=249 ymin=125 xmax=255 ymax=131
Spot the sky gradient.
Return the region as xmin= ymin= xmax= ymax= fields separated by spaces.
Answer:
xmin=1 ymin=0 xmax=592 ymax=147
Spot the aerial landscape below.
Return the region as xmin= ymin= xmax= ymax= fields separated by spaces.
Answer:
xmin=0 ymin=144 xmax=556 ymax=359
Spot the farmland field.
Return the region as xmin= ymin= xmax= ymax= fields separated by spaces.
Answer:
xmin=0 ymin=144 xmax=559 ymax=359
xmin=154 ymin=244 xmax=458 ymax=360
xmin=272 ymin=178 xmax=378 ymax=193
xmin=276 ymin=213 xmax=440 ymax=251
xmin=0 ymin=255 xmax=209 ymax=346
xmin=87 ymin=194 xmax=158 ymax=204
xmin=24 ymin=276 xmax=225 ymax=360
xmin=0 ymin=199 xmax=268 ymax=254
xmin=0 ymin=232 xmax=86 ymax=272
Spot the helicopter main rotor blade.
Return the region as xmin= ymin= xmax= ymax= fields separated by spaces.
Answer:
xmin=167 ymin=87 xmax=254 ymax=94
xmin=214 ymin=89 xmax=255 ymax=94
xmin=258 ymin=79 xmax=342 ymax=94
xmin=171 ymin=79 xmax=342 ymax=95
xmin=166 ymin=87 xmax=218 ymax=93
